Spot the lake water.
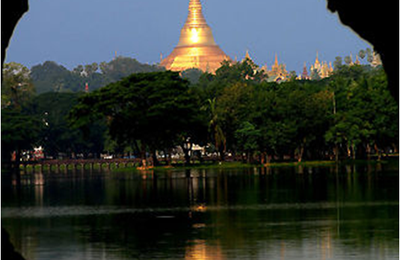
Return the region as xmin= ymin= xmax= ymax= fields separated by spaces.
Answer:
xmin=2 ymin=161 xmax=399 ymax=260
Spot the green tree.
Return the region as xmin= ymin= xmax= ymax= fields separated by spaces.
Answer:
xmin=2 ymin=63 xmax=39 ymax=169
xmin=2 ymin=109 xmax=42 ymax=169
xmin=215 ymin=82 xmax=255 ymax=158
xmin=344 ymin=56 xmax=352 ymax=65
xmin=2 ymin=62 xmax=35 ymax=109
xmin=310 ymin=69 xmax=321 ymax=81
xmin=288 ymin=71 xmax=297 ymax=81
xmin=84 ymin=63 xmax=99 ymax=76
xmin=181 ymin=68 xmax=203 ymax=85
xmin=31 ymin=61 xmax=77 ymax=93
xmin=326 ymin=66 xmax=397 ymax=160
xmin=99 ymin=56 xmax=164 ymax=83
xmin=235 ymin=121 xmax=261 ymax=163
xmin=69 ymin=71 xmax=197 ymax=166
xmin=203 ymin=98 xmax=226 ymax=161
xmin=177 ymin=89 xmax=208 ymax=165
xmin=31 ymin=57 xmax=165 ymax=94
xmin=361 ymin=69 xmax=398 ymax=157
xmin=194 ymin=63 xmax=397 ymax=163
xmin=333 ymin=56 xmax=343 ymax=70
xmin=72 ymin=65 xmax=84 ymax=75
xmin=366 ymin=48 xmax=373 ymax=63
xmin=29 ymin=92 xmax=106 ymax=159
xmin=250 ymin=83 xmax=279 ymax=163
xmin=358 ymin=50 xmax=366 ymax=60
xmin=214 ymin=59 xmax=267 ymax=84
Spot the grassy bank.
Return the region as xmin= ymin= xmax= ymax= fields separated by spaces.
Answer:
xmin=114 ymin=161 xmax=255 ymax=173
xmin=116 ymin=159 xmax=396 ymax=173
xmin=263 ymin=160 xmax=336 ymax=168
xmin=17 ymin=157 xmax=397 ymax=174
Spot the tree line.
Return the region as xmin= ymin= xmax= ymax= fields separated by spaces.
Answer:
xmin=2 ymin=57 xmax=398 ymax=168
xmin=30 ymin=56 xmax=164 ymax=93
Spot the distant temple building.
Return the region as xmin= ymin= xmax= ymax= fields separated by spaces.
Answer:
xmin=309 ymin=52 xmax=333 ymax=79
xmin=297 ymin=62 xmax=310 ymax=80
xmin=242 ymin=50 xmax=253 ymax=62
xmin=241 ymin=50 xmax=261 ymax=78
xmin=242 ymin=53 xmax=288 ymax=82
xmin=160 ymin=0 xmax=231 ymax=73
xmin=241 ymin=51 xmax=288 ymax=82
xmin=370 ymin=52 xmax=382 ymax=67
xmin=354 ymin=55 xmax=361 ymax=65
xmin=241 ymin=51 xmax=338 ymax=82
xmin=267 ymin=54 xmax=289 ymax=82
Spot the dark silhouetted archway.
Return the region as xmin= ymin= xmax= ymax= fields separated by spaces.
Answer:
xmin=0 ymin=1 xmax=398 ymax=258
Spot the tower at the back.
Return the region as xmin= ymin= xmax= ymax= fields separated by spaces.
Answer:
xmin=160 ymin=0 xmax=231 ymax=73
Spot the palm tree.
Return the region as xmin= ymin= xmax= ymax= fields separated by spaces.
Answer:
xmin=203 ymin=98 xmax=226 ymax=161
xmin=358 ymin=49 xmax=366 ymax=60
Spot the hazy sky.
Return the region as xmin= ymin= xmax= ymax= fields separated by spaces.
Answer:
xmin=6 ymin=0 xmax=371 ymax=73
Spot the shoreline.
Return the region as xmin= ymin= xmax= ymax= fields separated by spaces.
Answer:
xmin=115 ymin=158 xmax=397 ymax=172
xmin=11 ymin=157 xmax=398 ymax=174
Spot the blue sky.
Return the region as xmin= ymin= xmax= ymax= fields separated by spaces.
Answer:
xmin=6 ymin=0 xmax=370 ymax=73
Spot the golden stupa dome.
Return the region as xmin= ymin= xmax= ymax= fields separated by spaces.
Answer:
xmin=160 ymin=0 xmax=231 ymax=73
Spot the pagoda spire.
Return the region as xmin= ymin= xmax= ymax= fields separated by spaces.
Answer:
xmin=274 ymin=54 xmax=279 ymax=66
xmin=355 ymin=55 xmax=360 ymax=65
xmin=160 ymin=0 xmax=231 ymax=73
xmin=177 ymin=0 xmax=216 ymax=47
xmin=244 ymin=49 xmax=252 ymax=61
xmin=315 ymin=51 xmax=320 ymax=65
xmin=302 ymin=62 xmax=309 ymax=79
xmin=185 ymin=0 xmax=207 ymax=26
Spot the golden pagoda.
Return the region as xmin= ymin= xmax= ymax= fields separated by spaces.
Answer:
xmin=370 ymin=52 xmax=382 ymax=67
xmin=160 ymin=0 xmax=231 ymax=73
xmin=267 ymin=54 xmax=288 ymax=82
xmin=354 ymin=55 xmax=361 ymax=65
xmin=310 ymin=52 xmax=333 ymax=79
xmin=299 ymin=62 xmax=310 ymax=80
xmin=243 ymin=49 xmax=252 ymax=61
xmin=310 ymin=51 xmax=322 ymax=72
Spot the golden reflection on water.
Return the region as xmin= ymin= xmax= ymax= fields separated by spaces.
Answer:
xmin=191 ymin=204 xmax=207 ymax=213
xmin=281 ymin=242 xmax=285 ymax=260
xmin=185 ymin=240 xmax=224 ymax=260
xmin=319 ymin=230 xmax=333 ymax=260
xmin=34 ymin=175 xmax=44 ymax=207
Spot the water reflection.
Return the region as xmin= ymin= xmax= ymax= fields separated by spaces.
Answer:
xmin=185 ymin=240 xmax=224 ymax=260
xmin=2 ymin=161 xmax=399 ymax=260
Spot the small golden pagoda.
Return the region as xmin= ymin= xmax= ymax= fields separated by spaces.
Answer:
xmin=160 ymin=0 xmax=231 ymax=73
xmin=243 ymin=50 xmax=252 ymax=62
xmin=267 ymin=54 xmax=288 ymax=82
xmin=370 ymin=52 xmax=382 ymax=67
xmin=310 ymin=52 xmax=333 ymax=79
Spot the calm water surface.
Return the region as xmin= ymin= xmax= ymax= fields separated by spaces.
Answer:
xmin=2 ymin=162 xmax=399 ymax=260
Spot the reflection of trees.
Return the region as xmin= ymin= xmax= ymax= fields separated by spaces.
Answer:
xmin=2 ymin=163 xmax=398 ymax=259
